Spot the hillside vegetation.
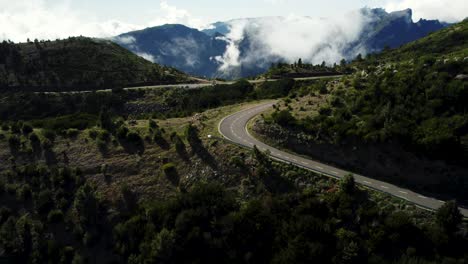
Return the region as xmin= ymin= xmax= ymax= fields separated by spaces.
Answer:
xmin=363 ymin=19 xmax=468 ymax=63
xmin=255 ymin=19 xmax=468 ymax=202
xmin=0 ymin=17 xmax=467 ymax=264
xmin=0 ymin=105 xmax=466 ymax=263
xmin=0 ymin=37 xmax=191 ymax=92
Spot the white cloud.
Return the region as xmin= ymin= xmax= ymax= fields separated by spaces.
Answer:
xmin=0 ymin=0 xmax=207 ymax=42
xmin=148 ymin=0 xmax=208 ymax=29
xmin=113 ymin=36 xmax=136 ymax=45
xmin=136 ymin=52 xmax=156 ymax=62
xmin=0 ymin=0 xmax=140 ymax=42
xmin=216 ymin=11 xmax=371 ymax=73
xmin=385 ymin=0 xmax=467 ymax=22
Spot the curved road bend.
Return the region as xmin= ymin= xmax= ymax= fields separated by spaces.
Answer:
xmin=219 ymin=101 xmax=468 ymax=217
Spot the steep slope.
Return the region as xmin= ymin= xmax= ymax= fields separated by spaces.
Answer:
xmin=115 ymin=24 xmax=227 ymax=78
xmin=0 ymin=37 xmax=191 ymax=92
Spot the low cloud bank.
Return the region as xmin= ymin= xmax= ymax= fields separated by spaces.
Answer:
xmin=215 ymin=11 xmax=371 ymax=74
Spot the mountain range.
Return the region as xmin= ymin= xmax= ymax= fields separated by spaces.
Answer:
xmin=114 ymin=8 xmax=448 ymax=79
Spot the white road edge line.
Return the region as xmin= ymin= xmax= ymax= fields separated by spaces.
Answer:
xmin=217 ymin=101 xmax=468 ymax=218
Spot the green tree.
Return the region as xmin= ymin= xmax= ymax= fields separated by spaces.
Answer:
xmin=436 ymin=200 xmax=462 ymax=234
xmin=185 ymin=124 xmax=201 ymax=147
xmin=340 ymin=174 xmax=356 ymax=194
xmin=98 ymin=107 xmax=113 ymax=131
xmin=271 ymin=110 xmax=296 ymax=127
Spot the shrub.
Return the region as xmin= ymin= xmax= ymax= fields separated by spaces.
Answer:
xmin=42 ymin=138 xmax=53 ymax=151
xmin=10 ymin=122 xmax=21 ymax=134
xmin=47 ymin=209 xmax=64 ymax=223
xmin=126 ymin=132 xmax=143 ymax=146
xmin=340 ymin=174 xmax=356 ymax=194
xmin=97 ymin=130 xmax=111 ymax=142
xmin=29 ymin=133 xmax=42 ymax=154
xmin=65 ymin=128 xmax=79 ymax=138
xmin=98 ymin=108 xmax=114 ymax=131
xmin=5 ymin=184 xmax=18 ymax=195
xmin=43 ymin=129 xmax=56 ymax=141
xmin=116 ymin=126 xmax=129 ymax=140
xmin=37 ymin=189 xmax=54 ymax=214
xmin=173 ymin=135 xmax=185 ymax=154
xmin=8 ymin=135 xmax=21 ymax=152
xmin=185 ymin=124 xmax=200 ymax=146
xmin=271 ymin=110 xmax=296 ymax=127
xmin=17 ymin=184 xmax=32 ymax=200
xmin=29 ymin=133 xmax=40 ymax=143
xmin=88 ymin=129 xmax=98 ymax=139
xmin=29 ymin=114 xmax=98 ymax=131
xmin=149 ymin=119 xmax=158 ymax=129
xmin=1 ymin=124 xmax=9 ymax=131
xmin=22 ymin=124 xmax=33 ymax=135
xmin=96 ymin=139 xmax=107 ymax=152
xmin=162 ymin=163 xmax=178 ymax=181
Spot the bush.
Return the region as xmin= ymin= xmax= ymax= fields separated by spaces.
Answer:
xmin=340 ymin=174 xmax=356 ymax=194
xmin=149 ymin=119 xmax=158 ymax=129
xmin=10 ymin=122 xmax=21 ymax=134
xmin=31 ymin=113 xmax=98 ymax=131
xmin=47 ymin=210 xmax=64 ymax=223
xmin=37 ymin=189 xmax=54 ymax=214
xmin=97 ymin=130 xmax=111 ymax=142
xmin=22 ymin=124 xmax=33 ymax=135
xmin=116 ymin=126 xmax=129 ymax=140
xmin=162 ymin=163 xmax=178 ymax=179
xmin=43 ymin=129 xmax=56 ymax=141
xmin=185 ymin=124 xmax=200 ymax=146
xmin=42 ymin=138 xmax=53 ymax=151
xmin=8 ymin=135 xmax=21 ymax=152
xmin=271 ymin=110 xmax=296 ymax=127
xmin=1 ymin=124 xmax=9 ymax=131
xmin=29 ymin=133 xmax=40 ymax=143
xmin=17 ymin=184 xmax=32 ymax=200
xmin=96 ymin=139 xmax=107 ymax=152
xmin=173 ymin=135 xmax=186 ymax=154
xmin=88 ymin=129 xmax=98 ymax=139
xmin=126 ymin=132 xmax=143 ymax=146
xmin=65 ymin=128 xmax=79 ymax=138
xmin=5 ymin=184 xmax=18 ymax=195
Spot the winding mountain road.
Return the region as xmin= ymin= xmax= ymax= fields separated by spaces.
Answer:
xmin=219 ymin=101 xmax=468 ymax=217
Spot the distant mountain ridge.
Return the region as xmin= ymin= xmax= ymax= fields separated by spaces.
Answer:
xmin=115 ymin=8 xmax=449 ymax=79
xmin=352 ymin=8 xmax=450 ymax=53
xmin=115 ymin=24 xmax=227 ymax=77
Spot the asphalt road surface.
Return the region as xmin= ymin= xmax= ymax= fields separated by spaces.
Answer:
xmin=218 ymin=101 xmax=468 ymax=217
xmin=40 ymin=75 xmax=343 ymax=94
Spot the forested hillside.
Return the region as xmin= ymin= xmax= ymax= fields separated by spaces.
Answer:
xmin=255 ymin=19 xmax=468 ymax=203
xmin=0 ymin=37 xmax=191 ymax=92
